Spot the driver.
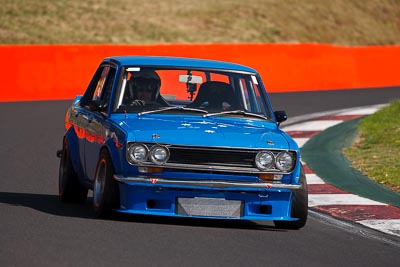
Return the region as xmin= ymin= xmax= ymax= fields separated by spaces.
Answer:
xmin=128 ymin=69 xmax=161 ymax=106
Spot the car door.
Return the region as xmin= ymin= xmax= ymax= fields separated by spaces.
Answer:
xmin=79 ymin=65 xmax=117 ymax=184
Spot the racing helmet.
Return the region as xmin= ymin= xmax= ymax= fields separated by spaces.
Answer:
xmin=130 ymin=69 xmax=161 ymax=100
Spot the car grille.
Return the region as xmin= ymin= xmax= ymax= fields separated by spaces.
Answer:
xmin=168 ymin=146 xmax=254 ymax=167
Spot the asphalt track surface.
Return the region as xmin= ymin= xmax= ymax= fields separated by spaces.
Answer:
xmin=1 ymin=87 xmax=400 ymax=267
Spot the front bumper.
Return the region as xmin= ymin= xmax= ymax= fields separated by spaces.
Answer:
xmin=114 ymin=175 xmax=303 ymax=190
xmin=114 ymin=175 xmax=301 ymax=221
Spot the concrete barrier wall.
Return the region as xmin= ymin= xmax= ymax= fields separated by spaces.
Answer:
xmin=1 ymin=43 xmax=400 ymax=102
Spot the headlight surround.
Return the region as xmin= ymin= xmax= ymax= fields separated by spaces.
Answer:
xmin=149 ymin=145 xmax=170 ymax=165
xmin=275 ymin=151 xmax=295 ymax=172
xmin=255 ymin=151 xmax=275 ymax=170
xmin=127 ymin=143 xmax=149 ymax=164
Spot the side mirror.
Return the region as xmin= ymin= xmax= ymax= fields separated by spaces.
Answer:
xmin=274 ymin=110 xmax=287 ymax=125
xmin=73 ymin=95 xmax=82 ymax=106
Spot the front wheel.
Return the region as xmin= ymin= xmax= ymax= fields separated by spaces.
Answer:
xmin=59 ymin=139 xmax=88 ymax=203
xmin=274 ymin=164 xmax=308 ymax=229
xmin=93 ymin=150 xmax=120 ymax=218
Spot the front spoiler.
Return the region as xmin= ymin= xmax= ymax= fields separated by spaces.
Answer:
xmin=114 ymin=175 xmax=302 ymax=190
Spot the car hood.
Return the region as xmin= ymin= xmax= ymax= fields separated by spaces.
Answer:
xmin=116 ymin=115 xmax=291 ymax=149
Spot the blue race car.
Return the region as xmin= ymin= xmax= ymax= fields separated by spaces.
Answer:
xmin=57 ymin=56 xmax=308 ymax=229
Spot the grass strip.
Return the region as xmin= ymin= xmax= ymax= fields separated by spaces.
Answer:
xmin=302 ymin=116 xmax=400 ymax=208
xmin=344 ymin=101 xmax=400 ymax=193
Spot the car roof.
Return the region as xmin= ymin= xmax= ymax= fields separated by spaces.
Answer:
xmin=103 ymin=56 xmax=257 ymax=73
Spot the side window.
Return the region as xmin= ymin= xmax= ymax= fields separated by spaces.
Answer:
xmin=98 ymin=67 xmax=116 ymax=106
xmin=82 ymin=65 xmax=116 ymax=112
xmin=92 ymin=67 xmax=110 ymax=101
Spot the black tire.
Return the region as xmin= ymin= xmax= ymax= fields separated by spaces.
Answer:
xmin=59 ymin=139 xmax=88 ymax=203
xmin=274 ymin=164 xmax=308 ymax=229
xmin=93 ymin=149 xmax=120 ymax=218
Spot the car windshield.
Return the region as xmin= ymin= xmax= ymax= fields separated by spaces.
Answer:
xmin=112 ymin=67 xmax=273 ymax=120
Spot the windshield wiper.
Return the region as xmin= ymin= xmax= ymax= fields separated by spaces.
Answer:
xmin=138 ymin=106 xmax=208 ymax=116
xmin=203 ymin=110 xmax=269 ymax=120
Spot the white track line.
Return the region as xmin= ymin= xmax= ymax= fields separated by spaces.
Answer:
xmin=308 ymin=194 xmax=387 ymax=207
xmin=306 ymin=173 xmax=326 ymax=184
xmin=282 ymin=120 xmax=343 ymax=131
xmin=336 ymin=106 xmax=385 ymax=115
xmin=358 ymin=219 xmax=400 ymax=237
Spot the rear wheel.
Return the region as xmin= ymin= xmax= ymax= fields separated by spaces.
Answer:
xmin=59 ymin=139 xmax=88 ymax=203
xmin=93 ymin=150 xmax=120 ymax=218
xmin=274 ymin=164 xmax=308 ymax=229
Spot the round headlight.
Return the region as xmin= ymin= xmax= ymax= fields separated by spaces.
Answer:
xmin=275 ymin=151 xmax=295 ymax=172
xmin=127 ymin=143 xmax=148 ymax=164
xmin=255 ymin=151 xmax=275 ymax=170
xmin=149 ymin=145 xmax=170 ymax=165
